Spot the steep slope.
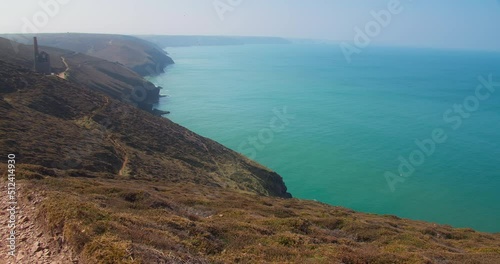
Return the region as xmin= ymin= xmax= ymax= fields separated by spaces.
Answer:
xmin=1 ymin=33 xmax=174 ymax=76
xmin=0 ymin=60 xmax=290 ymax=196
xmin=0 ymin=60 xmax=499 ymax=263
xmin=0 ymin=37 xmax=68 ymax=72
xmin=0 ymin=37 xmax=163 ymax=111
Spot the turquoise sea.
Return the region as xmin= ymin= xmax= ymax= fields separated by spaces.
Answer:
xmin=148 ymin=44 xmax=500 ymax=232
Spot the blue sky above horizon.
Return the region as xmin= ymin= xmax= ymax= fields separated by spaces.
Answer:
xmin=1 ymin=0 xmax=499 ymax=51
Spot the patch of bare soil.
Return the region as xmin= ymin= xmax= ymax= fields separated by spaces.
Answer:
xmin=0 ymin=183 xmax=78 ymax=264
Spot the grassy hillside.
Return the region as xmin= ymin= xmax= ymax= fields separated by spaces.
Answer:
xmin=0 ymin=60 xmax=290 ymax=197
xmin=1 ymin=33 xmax=174 ymax=76
xmin=1 ymin=59 xmax=499 ymax=263
xmin=0 ymin=37 xmax=163 ymax=111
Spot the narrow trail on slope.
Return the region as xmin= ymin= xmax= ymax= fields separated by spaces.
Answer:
xmin=109 ymin=137 xmax=129 ymax=176
xmin=91 ymin=97 xmax=129 ymax=177
xmin=75 ymin=96 xmax=128 ymax=176
xmin=89 ymin=96 xmax=110 ymax=120
xmin=57 ymin=56 xmax=70 ymax=79
xmin=0 ymin=183 xmax=77 ymax=263
xmin=118 ymin=155 xmax=129 ymax=176
xmin=183 ymin=131 xmax=230 ymax=185
xmin=201 ymin=143 xmax=225 ymax=176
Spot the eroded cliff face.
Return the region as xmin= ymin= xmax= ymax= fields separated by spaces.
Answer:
xmin=129 ymin=44 xmax=175 ymax=76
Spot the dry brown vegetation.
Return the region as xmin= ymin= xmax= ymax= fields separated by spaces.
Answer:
xmin=0 ymin=59 xmax=290 ymax=197
xmin=7 ymin=175 xmax=500 ymax=264
xmin=0 ymin=37 xmax=165 ymax=110
xmin=0 ymin=33 xmax=174 ymax=76
xmin=0 ymin=59 xmax=499 ymax=263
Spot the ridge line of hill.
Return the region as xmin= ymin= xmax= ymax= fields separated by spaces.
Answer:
xmin=0 ymin=35 xmax=173 ymax=113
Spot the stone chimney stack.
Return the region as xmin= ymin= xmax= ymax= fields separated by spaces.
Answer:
xmin=33 ymin=37 xmax=51 ymax=75
xmin=33 ymin=37 xmax=39 ymax=71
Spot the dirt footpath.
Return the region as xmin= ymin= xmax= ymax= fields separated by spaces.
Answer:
xmin=0 ymin=182 xmax=77 ymax=264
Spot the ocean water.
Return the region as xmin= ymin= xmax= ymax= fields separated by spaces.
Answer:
xmin=148 ymin=44 xmax=500 ymax=232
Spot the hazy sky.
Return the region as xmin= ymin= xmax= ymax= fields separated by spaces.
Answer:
xmin=1 ymin=0 xmax=500 ymax=51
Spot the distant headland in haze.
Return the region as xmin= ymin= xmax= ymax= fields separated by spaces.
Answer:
xmin=137 ymin=35 xmax=291 ymax=47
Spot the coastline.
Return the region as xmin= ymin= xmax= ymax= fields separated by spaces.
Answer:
xmin=149 ymin=44 xmax=500 ymax=233
xmin=1 ymin=34 xmax=499 ymax=263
